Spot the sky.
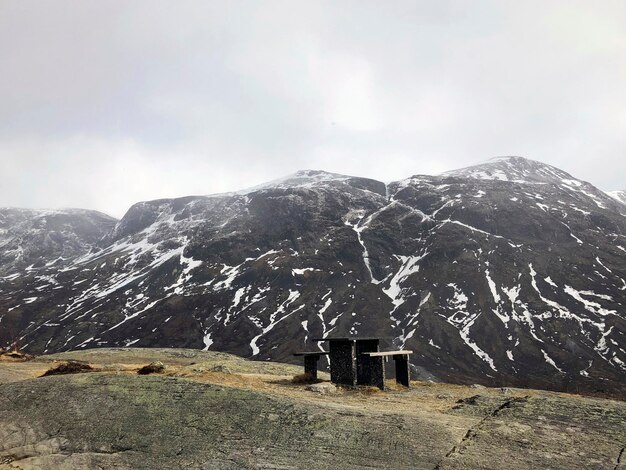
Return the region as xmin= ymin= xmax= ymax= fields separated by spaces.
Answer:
xmin=0 ymin=1 xmax=625 ymax=218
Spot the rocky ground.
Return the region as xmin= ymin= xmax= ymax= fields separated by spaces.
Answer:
xmin=0 ymin=348 xmax=624 ymax=469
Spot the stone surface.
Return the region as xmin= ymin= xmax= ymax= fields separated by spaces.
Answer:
xmin=471 ymin=384 xmax=487 ymax=389
xmin=305 ymin=382 xmax=337 ymax=394
xmin=0 ymin=374 xmax=453 ymax=469
xmin=0 ymin=348 xmax=624 ymax=469
xmin=208 ymin=364 xmax=232 ymax=374
xmin=442 ymin=394 xmax=626 ymax=470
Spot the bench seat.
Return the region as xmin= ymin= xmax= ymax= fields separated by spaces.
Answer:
xmin=293 ymin=351 xmax=328 ymax=379
xmin=293 ymin=351 xmax=329 ymax=356
xmin=361 ymin=350 xmax=412 ymax=388
xmin=361 ymin=350 xmax=412 ymax=357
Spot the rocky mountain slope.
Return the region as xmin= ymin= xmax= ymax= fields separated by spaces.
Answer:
xmin=0 ymin=208 xmax=116 ymax=274
xmin=1 ymin=348 xmax=625 ymax=469
xmin=1 ymin=158 xmax=625 ymax=394
xmin=609 ymin=190 xmax=626 ymax=206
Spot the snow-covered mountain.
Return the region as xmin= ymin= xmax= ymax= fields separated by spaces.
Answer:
xmin=0 ymin=208 xmax=116 ymax=274
xmin=607 ymin=190 xmax=626 ymax=206
xmin=1 ymin=158 xmax=625 ymax=394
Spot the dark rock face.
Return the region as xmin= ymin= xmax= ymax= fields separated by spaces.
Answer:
xmin=1 ymin=162 xmax=625 ymax=394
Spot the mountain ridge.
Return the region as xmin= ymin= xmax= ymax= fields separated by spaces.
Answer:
xmin=1 ymin=157 xmax=625 ymax=395
xmin=2 ymin=157 xmax=621 ymax=220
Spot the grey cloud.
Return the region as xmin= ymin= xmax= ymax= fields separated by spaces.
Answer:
xmin=0 ymin=0 xmax=624 ymax=217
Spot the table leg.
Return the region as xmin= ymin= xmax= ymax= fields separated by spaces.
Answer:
xmin=304 ymin=355 xmax=319 ymax=380
xmin=394 ymin=355 xmax=410 ymax=387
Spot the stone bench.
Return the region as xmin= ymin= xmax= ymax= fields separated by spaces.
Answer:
xmin=293 ymin=351 xmax=329 ymax=380
xmin=295 ymin=337 xmax=412 ymax=391
xmin=361 ymin=350 xmax=413 ymax=389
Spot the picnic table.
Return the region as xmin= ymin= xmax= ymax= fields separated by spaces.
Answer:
xmin=293 ymin=336 xmax=412 ymax=390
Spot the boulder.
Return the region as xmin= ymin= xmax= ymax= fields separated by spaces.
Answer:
xmin=305 ymin=383 xmax=336 ymax=394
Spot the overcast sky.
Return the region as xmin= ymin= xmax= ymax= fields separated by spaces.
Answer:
xmin=1 ymin=1 xmax=624 ymax=218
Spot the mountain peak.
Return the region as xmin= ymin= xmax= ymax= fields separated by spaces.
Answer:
xmin=441 ymin=156 xmax=576 ymax=184
xmin=239 ymin=170 xmax=350 ymax=193
xmin=237 ymin=170 xmax=386 ymax=197
xmin=607 ymin=190 xmax=626 ymax=205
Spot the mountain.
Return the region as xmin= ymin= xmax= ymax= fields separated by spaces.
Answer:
xmin=608 ymin=190 xmax=626 ymax=206
xmin=0 ymin=208 xmax=117 ymax=275
xmin=1 ymin=159 xmax=625 ymax=394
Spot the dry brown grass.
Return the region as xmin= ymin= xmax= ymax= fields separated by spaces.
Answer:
xmin=0 ymin=350 xmax=34 ymax=362
xmin=40 ymin=361 xmax=95 ymax=377
xmin=137 ymin=362 xmax=165 ymax=375
xmin=291 ymin=372 xmax=318 ymax=384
